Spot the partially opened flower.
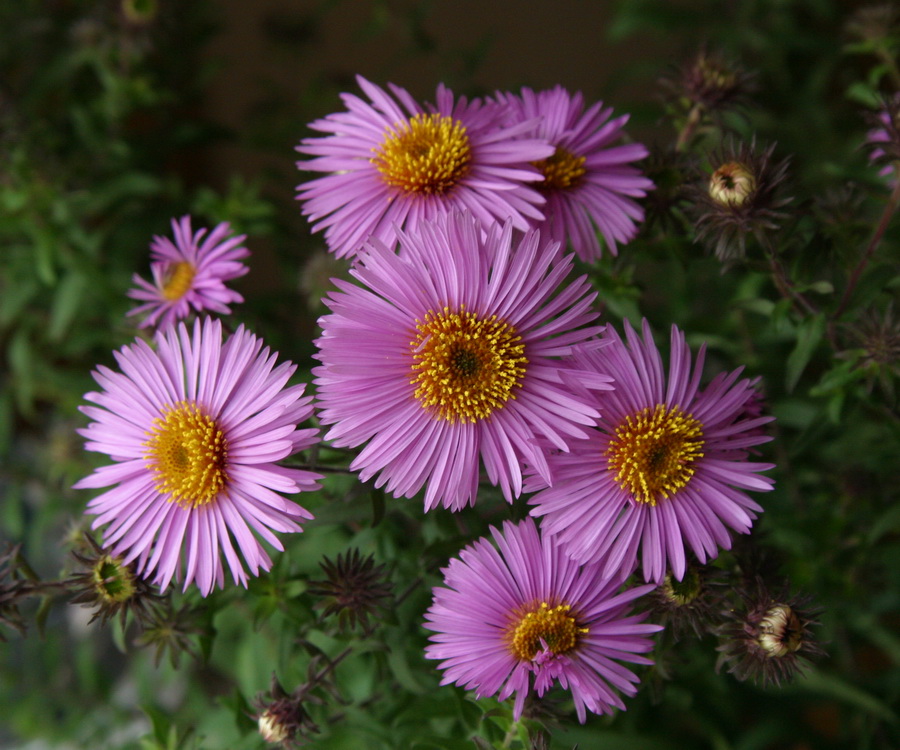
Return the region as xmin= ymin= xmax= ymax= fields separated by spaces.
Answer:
xmin=313 ymin=210 xmax=607 ymax=511
xmin=494 ymin=85 xmax=653 ymax=261
xmin=127 ymin=215 xmax=250 ymax=330
xmin=528 ymin=320 xmax=775 ymax=584
xmin=296 ymin=75 xmax=553 ymax=258
xmin=74 ymin=317 xmax=321 ymax=596
xmin=424 ymin=519 xmax=660 ymax=723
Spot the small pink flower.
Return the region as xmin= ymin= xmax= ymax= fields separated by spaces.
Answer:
xmin=127 ymin=215 xmax=249 ymax=330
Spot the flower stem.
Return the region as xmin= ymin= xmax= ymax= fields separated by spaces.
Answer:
xmin=675 ymin=104 xmax=704 ymax=152
xmin=834 ymin=173 xmax=900 ymax=321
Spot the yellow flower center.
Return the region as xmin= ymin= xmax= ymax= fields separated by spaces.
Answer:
xmin=161 ymin=261 xmax=196 ymax=301
xmin=410 ymin=306 xmax=527 ymax=423
xmin=606 ymin=404 xmax=704 ymax=505
xmin=372 ymin=113 xmax=472 ymax=194
xmin=534 ymin=146 xmax=587 ymax=191
xmin=508 ymin=602 xmax=586 ymax=661
xmin=144 ymin=401 xmax=228 ymax=508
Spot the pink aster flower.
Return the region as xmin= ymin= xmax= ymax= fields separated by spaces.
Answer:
xmin=493 ymin=85 xmax=653 ymax=261
xmin=296 ymin=75 xmax=554 ymax=259
xmin=74 ymin=317 xmax=322 ymax=596
xmin=313 ymin=210 xmax=608 ymax=512
xmin=127 ymin=215 xmax=250 ymax=330
xmin=528 ymin=320 xmax=775 ymax=584
xmin=424 ymin=518 xmax=660 ymax=723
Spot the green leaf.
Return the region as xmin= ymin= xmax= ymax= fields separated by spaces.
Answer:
xmin=785 ymin=313 xmax=825 ymax=392
xmin=48 ymin=271 xmax=88 ymax=341
xmin=794 ymin=669 xmax=898 ymax=724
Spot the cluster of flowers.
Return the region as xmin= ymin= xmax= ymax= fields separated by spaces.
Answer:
xmin=74 ymin=77 xmax=777 ymax=724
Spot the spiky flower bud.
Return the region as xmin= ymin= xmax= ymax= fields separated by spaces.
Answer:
xmin=841 ymin=301 xmax=900 ymax=399
xmin=663 ymin=48 xmax=755 ymax=114
xmin=649 ymin=565 xmax=726 ymax=639
xmin=67 ymin=534 xmax=162 ymax=629
xmin=253 ymin=674 xmax=320 ymax=748
xmin=308 ymin=548 xmax=392 ymax=634
xmin=716 ymin=579 xmax=823 ymax=686
xmin=690 ymin=138 xmax=792 ymax=263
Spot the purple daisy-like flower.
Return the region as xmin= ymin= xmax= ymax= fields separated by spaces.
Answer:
xmin=313 ymin=210 xmax=608 ymax=512
xmin=424 ymin=518 xmax=660 ymax=722
xmin=528 ymin=320 xmax=775 ymax=584
xmin=494 ymin=85 xmax=653 ymax=261
xmin=127 ymin=215 xmax=250 ymax=330
xmin=74 ymin=317 xmax=322 ymax=596
xmin=296 ymin=75 xmax=553 ymax=259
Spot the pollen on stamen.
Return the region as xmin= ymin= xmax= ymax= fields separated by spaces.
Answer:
xmin=161 ymin=261 xmax=197 ymax=301
xmin=372 ymin=113 xmax=472 ymax=195
xmin=143 ymin=401 xmax=228 ymax=508
xmin=606 ymin=404 xmax=705 ymax=505
xmin=508 ymin=602 xmax=587 ymax=661
xmin=409 ymin=305 xmax=527 ymax=423
xmin=534 ymin=146 xmax=587 ymax=191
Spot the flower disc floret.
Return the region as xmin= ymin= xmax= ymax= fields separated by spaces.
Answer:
xmin=144 ymin=402 xmax=228 ymax=508
xmin=411 ymin=306 xmax=526 ymax=423
xmin=373 ymin=113 xmax=472 ymax=194
xmin=508 ymin=602 xmax=585 ymax=661
xmin=606 ymin=404 xmax=704 ymax=505
xmin=534 ymin=146 xmax=587 ymax=191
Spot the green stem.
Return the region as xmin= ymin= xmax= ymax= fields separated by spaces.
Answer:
xmin=675 ymin=103 xmax=704 ymax=152
xmin=833 ymin=172 xmax=900 ymax=321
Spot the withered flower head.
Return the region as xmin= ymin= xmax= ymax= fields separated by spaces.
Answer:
xmin=663 ymin=47 xmax=756 ymax=115
xmin=841 ymin=301 xmax=900 ymax=399
xmin=253 ymin=673 xmax=320 ymax=748
xmin=716 ymin=579 xmax=823 ymax=686
xmin=0 ymin=544 xmax=31 ymax=640
xmin=649 ymin=565 xmax=727 ymax=640
xmin=308 ymin=548 xmax=392 ymax=634
xmin=68 ymin=534 xmax=162 ymax=629
xmin=690 ymin=138 xmax=792 ymax=263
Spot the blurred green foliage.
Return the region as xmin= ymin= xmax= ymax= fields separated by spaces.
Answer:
xmin=1 ymin=1 xmax=899 ymax=749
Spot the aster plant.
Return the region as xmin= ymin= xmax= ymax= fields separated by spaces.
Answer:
xmin=74 ymin=317 xmax=322 ymax=596
xmin=313 ymin=209 xmax=607 ymax=511
xmin=295 ymin=75 xmax=553 ymax=258
xmin=127 ymin=215 xmax=250 ymax=330
xmin=528 ymin=319 xmax=775 ymax=584
xmin=424 ymin=518 xmax=661 ymax=723
xmin=493 ymin=85 xmax=653 ymax=261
